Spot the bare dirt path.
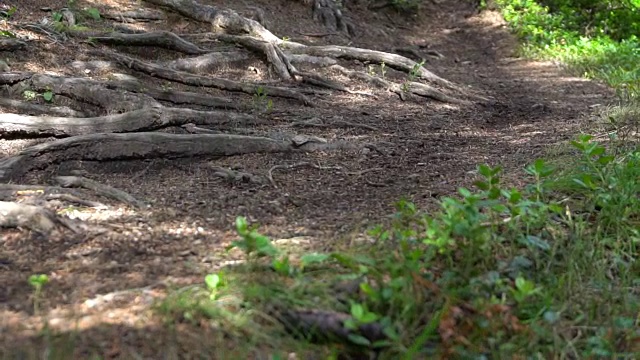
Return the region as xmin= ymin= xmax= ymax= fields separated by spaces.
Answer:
xmin=0 ymin=0 xmax=613 ymax=357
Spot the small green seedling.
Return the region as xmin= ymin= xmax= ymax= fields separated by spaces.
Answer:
xmin=253 ymin=86 xmax=273 ymax=113
xmin=227 ymin=216 xmax=278 ymax=258
xmin=43 ymin=90 xmax=54 ymax=102
xmin=28 ymin=274 xmax=50 ymax=315
xmin=204 ymin=272 xmax=225 ymax=300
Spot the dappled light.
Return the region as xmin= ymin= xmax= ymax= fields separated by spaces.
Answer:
xmin=0 ymin=0 xmax=638 ymax=358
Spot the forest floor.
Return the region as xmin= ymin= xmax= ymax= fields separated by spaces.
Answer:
xmin=0 ymin=0 xmax=614 ymax=358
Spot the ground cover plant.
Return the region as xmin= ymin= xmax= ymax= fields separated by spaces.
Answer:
xmin=160 ymin=134 xmax=639 ymax=358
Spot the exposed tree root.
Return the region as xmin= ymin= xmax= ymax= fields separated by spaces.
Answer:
xmin=0 ymin=201 xmax=76 ymax=235
xmin=0 ymin=106 xmax=259 ymax=138
xmin=144 ymin=0 xmax=468 ymax=102
xmin=330 ymin=65 xmax=472 ymax=104
xmin=145 ymin=0 xmax=280 ymax=42
xmin=102 ymin=8 xmax=167 ymax=22
xmin=104 ymin=76 xmax=239 ymax=109
xmin=0 ymin=131 xmax=381 ymax=182
xmin=0 ymin=38 xmax=27 ymax=52
xmin=159 ymin=50 xmax=251 ymax=73
xmin=0 ymin=183 xmax=83 ymax=202
xmin=288 ymin=117 xmax=379 ymax=131
xmin=0 ymin=133 xmax=287 ymax=181
xmin=307 ymin=0 xmax=356 ymax=37
xmin=214 ymin=34 xmax=296 ymax=80
xmin=22 ymin=73 xmax=160 ymax=112
xmin=71 ymin=30 xmax=208 ymax=55
xmin=54 ymin=176 xmax=147 ymax=209
xmin=44 ymin=193 xmax=107 ymax=209
xmin=289 ymin=45 xmax=459 ymax=91
xmin=0 ymin=98 xmax=86 ymax=118
xmin=91 ymin=49 xmax=313 ymax=105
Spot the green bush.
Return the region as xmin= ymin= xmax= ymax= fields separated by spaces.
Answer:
xmin=495 ymin=0 xmax=640 ymax=100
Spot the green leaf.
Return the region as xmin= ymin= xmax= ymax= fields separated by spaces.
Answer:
xmin=458 ymin=187 xmax=472 ymax=198
xmin=478 ymin=164 xmax=492 ymax=177
xmin=474 ymin=180 xmax=490 ymax=190
xmin=28 ymin=274 xmax=49 ymax=287
xmin=351 ymin=303 xmax=364 ymax=319
xmin=521 ymin=235 xmax=550 ymax=251
xmin=597 ymin=155 xmax=614 ymax=165
xmin=343 ymin=318 xmax=357 ymax=330
xmin=0 ymin=30 xmax=16 ymax=38
xmin=300 ymin=253 xmax=330 ymax=267
xmin=360 ymin=283 xmax=377 ymax=297
xmin=86 ymin=8 xmax=101 ymax=20
xmin=42 ymin=91 xmax=54 ymax=102
xmin=347 ymin=334 xmax=371 ymax=346
xmin=360 ymin=312 xmax=379 ymax=323
xmin=382 ymin=325 xmax=400 ymax=341
xmin=235 ymin=216 xmax=247 ymax=234
xmin=204 ymin=273 xmax=221 ymax=291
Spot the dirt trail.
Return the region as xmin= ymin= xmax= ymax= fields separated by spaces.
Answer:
xmin=0 ymin=0 xmax=613 ymax=356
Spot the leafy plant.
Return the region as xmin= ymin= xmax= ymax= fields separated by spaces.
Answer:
xmin=253 ymin=86 xmax=273 ymax=113
xmin=43 ymin=90 xmax=54 ymax=102
xmin=84 ymin=8 xmax=101 ymax=20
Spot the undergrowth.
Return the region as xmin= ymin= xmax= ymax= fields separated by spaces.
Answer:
xmin=159 ymin=135 xmax=640 ymax=358
xmin=491 ymin=0 xmax=640 ymax=101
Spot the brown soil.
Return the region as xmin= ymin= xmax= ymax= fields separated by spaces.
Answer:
xmin=0 ymin=0 xmax=613 ymax=358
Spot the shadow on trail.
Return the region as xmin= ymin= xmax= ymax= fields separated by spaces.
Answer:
xmin=0 ymin=0 xmax=615 ymax=357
